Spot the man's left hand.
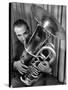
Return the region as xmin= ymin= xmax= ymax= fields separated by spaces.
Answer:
xmin=38 ymin=61 xmax=52 ymax=73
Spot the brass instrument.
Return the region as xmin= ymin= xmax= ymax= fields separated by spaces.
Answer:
xmin=19 ymin=18 xmax=57 ymax=86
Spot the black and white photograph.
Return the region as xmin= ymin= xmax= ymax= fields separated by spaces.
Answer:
xmin=9 ymin=2 xmax=66 ymax=88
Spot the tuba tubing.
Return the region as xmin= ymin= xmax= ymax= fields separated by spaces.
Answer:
xmin=36 ymin=45 xmax=56 ymax=64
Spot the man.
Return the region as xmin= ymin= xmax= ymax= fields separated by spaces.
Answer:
xmin=11 ymin=19 xmax=32 ymax=87
xmin=11 ymin=19 xmax=59 ymax=88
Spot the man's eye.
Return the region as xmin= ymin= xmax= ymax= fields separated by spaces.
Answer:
xmin=17 ymin=34 xmax=21 ymax=36
xmin=24 ymin=32 xmax=28 ymax=34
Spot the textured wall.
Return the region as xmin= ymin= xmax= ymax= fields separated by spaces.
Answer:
xmin=10 ymin=3 xmax=66 ymax=83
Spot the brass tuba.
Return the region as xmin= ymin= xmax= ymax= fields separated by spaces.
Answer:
xmin=20 ymin=18 xmax=57 ymax=85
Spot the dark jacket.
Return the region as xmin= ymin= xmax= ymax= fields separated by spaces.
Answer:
xmin=11 ymin=40 xmax=24 ymax=78
xmin=10 ymin=34 xmax=32 ymax=78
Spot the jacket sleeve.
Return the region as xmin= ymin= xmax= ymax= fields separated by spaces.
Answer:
xmin=10 ymin=41 xmax=24 ymax=78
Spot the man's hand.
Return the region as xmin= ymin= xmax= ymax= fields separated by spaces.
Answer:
xmin=13 ymin=61 xmax=28 ymax=74
xmin=38 ymin=61 xmax=52 ymax=73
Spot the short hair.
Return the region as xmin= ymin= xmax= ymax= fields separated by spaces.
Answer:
xmin=13 ymin=19 xmax=30 ymax=32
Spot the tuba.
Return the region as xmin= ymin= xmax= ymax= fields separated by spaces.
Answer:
xmin=19 ymin=18 xmax=57 ymax=86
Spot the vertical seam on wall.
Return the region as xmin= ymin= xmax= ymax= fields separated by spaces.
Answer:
xmin=60 ymin=6 xmax=63 ymax=25
xmin=57 ymin=39 xmax=61 ymax=81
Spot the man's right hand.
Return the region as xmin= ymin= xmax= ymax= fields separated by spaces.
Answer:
xmin=13 ymin=61 xmax=28 ymax=75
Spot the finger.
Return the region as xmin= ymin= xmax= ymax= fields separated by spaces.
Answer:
xmin=18 ymin=68 xmax=27 ymax=74
xmin=18 ymin=70 xmax=24 ymax=75
xmin=38 ymin=65 xmax=44 ymax=71
xmin=20 ymin=67 xmax=27 ymax=73
xmin=17 ymin=66 xmax=27 ymax=73
xmin=38 ymin=63 xmax=48 ymax=71
xmin=21 ymin=64 xmax=28 ymax=69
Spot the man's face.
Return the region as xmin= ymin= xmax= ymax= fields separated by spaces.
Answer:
xmin=14 ymin=25 xmax=28 ymax=43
